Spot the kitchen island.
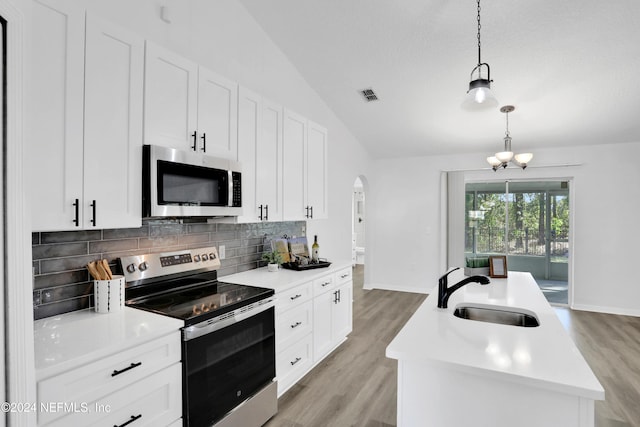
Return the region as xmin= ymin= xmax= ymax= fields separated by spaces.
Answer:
xmin=386 ymin=271 xmax=604 ymax=427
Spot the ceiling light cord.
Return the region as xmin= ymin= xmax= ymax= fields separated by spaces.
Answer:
xmin=477 ymin=0 xmax=482 ymax=66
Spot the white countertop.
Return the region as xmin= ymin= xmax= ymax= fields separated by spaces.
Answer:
xmin=34 ymin=307 xmax=183 ymax=381
xmin=386 ymin=271 xmax=605 ymax=400
xmin=221 ymin=260 xmax=352 ymax=291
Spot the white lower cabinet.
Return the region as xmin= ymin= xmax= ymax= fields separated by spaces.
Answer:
xmin=37 ymin=331 xmax=182 ymax=427
xmin=313 ymin=268 xmax=353 ymax=361
xmin=272 ymin=266 xmax=353 ymax=396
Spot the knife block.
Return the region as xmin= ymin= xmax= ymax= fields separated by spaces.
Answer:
xmin=94 ymin=275 xmax=125 ymax=314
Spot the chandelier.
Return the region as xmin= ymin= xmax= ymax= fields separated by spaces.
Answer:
xmin=462 ymin=0 xmax=498 ymax=111
xmin=487 ymin=106 xmax=533 ymax=171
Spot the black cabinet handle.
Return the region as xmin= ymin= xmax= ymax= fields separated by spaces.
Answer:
xmin=114 ymin=414 xmax=142 ymax=427
xmin=305 ymin=206 xmax=309 ymax=218
xmin=290 ymin=294 xmax=302 ymax=301
xmin=111 ymin=362 xmax=142 ymax=377
xmin=90 ymin=200 xmax=96 ymax=226
xmin=72 ymin=198 xmax=79 ymax=226
xmin=333 ymin=290 xmax=338 ymax=304
xmin=191 ymin=131 xmax=197 ymax=151
xmin=290 ymin=357 xmax=302 ymax=366
xmin=259 ymin=204 xmax=263 ymax=221
xmin=290 ymin=321 xmax=302 ymax=329
xmin=264 ymin=204 xmax=269 ymax=221
xmin=310 ymin=206 xmax=314 ymax=219
xmin=201 ymin=132 xmax=206 ymax=152
xmin=338 ymin=289 xmax=341 ymax=303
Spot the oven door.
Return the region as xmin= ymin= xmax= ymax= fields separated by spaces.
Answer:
xmin=182 ymin=306 xmax=276 ymax=427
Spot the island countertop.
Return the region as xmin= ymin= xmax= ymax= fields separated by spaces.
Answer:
xmin=386 ymin=271 xmax=604 ymax=400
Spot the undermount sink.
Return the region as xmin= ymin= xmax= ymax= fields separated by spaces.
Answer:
xmin=453 ymin=304 xmax=540 ymax=327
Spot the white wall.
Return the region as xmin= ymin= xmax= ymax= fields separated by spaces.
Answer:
xmin=18 ymin=0 xmax=370 ymax=262
xmin=366 ymin=141 xmax=640 ymax=317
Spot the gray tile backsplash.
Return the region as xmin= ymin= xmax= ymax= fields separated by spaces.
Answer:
xmin=32 ymin=220 xmax=305 ymax=320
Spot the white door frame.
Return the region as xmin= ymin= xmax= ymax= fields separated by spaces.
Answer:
xmin=1 ymin=1 xmax=37 ymax=426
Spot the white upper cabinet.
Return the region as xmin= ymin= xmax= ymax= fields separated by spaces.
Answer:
xmin=237 ymin=89 xmax=284 ymax=223
xmin=306 ymin=121 xmax=328 ymax=220
xmin=283 ymin=109 xmax=308 ymax=220
xmin=83 ymin=14 xmax=144 ymax=229
xmin=283 ymin=110 xmax=328 ymax=220
xmin=197 ymin=68 xmax=238 ymax=159
xmin=29 ymin=2 xmax=143 ymax=231
xmin=257 ymin=99 xmax=285 ymax=221
xmin=143 ymin=41 xmax=198 ymax=151
xmin=144 ymin=43 xmax=238 ymax=159
xmin=30 ymin=0 xmax=85 ymax=231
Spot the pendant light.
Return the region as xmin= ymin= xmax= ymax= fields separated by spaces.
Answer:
xmin=462 ymin=0 xmax=498 ymax=111
xmin=487 ymin=106 xmax=533 ymax=171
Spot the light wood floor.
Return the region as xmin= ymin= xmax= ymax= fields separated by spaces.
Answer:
xmin=266 ymin=266 xmax=640 ymax=427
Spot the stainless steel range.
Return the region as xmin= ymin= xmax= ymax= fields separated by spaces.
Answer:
xmin=120 ymin=246 xmax=277 ymax=427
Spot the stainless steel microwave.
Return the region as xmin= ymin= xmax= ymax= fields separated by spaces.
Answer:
xmin=143 ymin=145 xmax=242 ymax=218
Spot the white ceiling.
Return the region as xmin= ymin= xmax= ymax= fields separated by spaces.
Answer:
xmin=237 ymin=0 xmax=640 ymax=159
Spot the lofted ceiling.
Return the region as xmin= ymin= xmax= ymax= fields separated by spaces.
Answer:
xmin=237 ymin=0 xmax=640 ymax=159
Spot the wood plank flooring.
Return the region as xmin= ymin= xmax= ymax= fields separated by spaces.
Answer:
xmin=266 ymin=266 xmax=640 ymax=427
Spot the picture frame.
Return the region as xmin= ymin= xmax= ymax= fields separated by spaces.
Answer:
xmin=489 ymin=255 xmax=508 ymax=278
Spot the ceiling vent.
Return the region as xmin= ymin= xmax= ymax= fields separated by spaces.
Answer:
xmin=360 ymin=88 xmax=379 ymax=102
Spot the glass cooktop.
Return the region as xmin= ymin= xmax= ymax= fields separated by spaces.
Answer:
xmin=127 ymin=279 xmax=274 ymax=324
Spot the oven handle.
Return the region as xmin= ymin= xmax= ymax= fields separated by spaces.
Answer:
xmin=182 ymin=297 xmax=276 ymax=341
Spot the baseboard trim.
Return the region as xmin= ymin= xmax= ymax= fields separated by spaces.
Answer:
xmin=571 ymin=303 xmax=640 ymax=318
xmin=363 ymin=282 xmax=429 ymax=294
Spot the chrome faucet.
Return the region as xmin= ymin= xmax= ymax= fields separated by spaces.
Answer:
xmin=437 ymin=267 xmax=490 ymax=309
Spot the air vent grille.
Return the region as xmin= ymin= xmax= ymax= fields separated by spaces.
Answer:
xmin=361 ymin=88 xmax=379 ymax=102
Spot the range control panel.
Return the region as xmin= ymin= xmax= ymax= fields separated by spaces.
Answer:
xmin=120 ymin=246 xmax=221 ymax=283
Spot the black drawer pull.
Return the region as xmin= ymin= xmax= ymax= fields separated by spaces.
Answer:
xmin=114 ymin=414 xmax=142 ymax=427
xmin=290 ymin=294 xmax=302 ymax=301
xmin=290 ymin=357 xmax=302 ymax=366
xmin=111 ymin=362 xmax=142 ymax=377
xmin=72 ymin=198 xmax=79 ymax=226
xmin=290 ymin=321 xmax=302 ymax=329
xmin=321 ymin=281 xmax=331 ymax=287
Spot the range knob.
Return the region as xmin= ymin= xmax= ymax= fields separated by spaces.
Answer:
xmin=126 ymin=263 xmax=137 ymax=273
xmin=193 ymin=254 xmax=201 ymax=262
xmin=209 ymin=252 xmax=217 ymax=260
xmin=202 ymin=254 xmax=209 ymax=261
xmin=138 ymin=261 xmax=149 ymax=272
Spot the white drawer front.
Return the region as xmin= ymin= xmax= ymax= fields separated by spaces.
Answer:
xmin=335 ymin=267 xmax=352 ymax=284
xmin=45 ymin=362 xmax=182 ymax=427
xmin=38 ymin=331 xmax=180 ymax=425
xmin=313 ymin=274 xmax=335 ymax=295
xmin=277 ymin=282 xmax=312 ymax=313
xmin=276 ymin=301 xmax=313 ymax=350
xmin=276 ymin=333 xmax=313 ymax=396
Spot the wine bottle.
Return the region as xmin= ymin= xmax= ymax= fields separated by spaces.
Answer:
xmin=312 ymin=235 xmax=320 ymax=262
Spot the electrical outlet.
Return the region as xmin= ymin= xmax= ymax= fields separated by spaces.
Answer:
xmin=219 ymin=245 xmax=226 ymax=260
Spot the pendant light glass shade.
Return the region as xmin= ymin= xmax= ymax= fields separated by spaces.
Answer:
xmin=495 ymin=150 xmax=514 ymax=163
xmin=462 ymin=77 xmax=498 ymax=111
xmin=514 ymin=153 xmax=533 ymax=168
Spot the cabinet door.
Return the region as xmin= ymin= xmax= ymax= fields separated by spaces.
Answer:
xmin=313 ymin=289 xmax=334 ymax=361
xmin=29 ymin=0 xmax=85 ymax=231
xmin=197 ymin=67 xmax=238 ymax=159
xmin=143 ymin=41 xmax=198 ymax=150
xmin=282 ymin=109 xmax=307 ymax=220
xmin=257 ymin=99 xmax=284 ymax=221
xmin=306 ymin=121 xmax=328 ymax=219
xmin=83 ymin=15 xmax=143 ymax=229
xmin=237 ymin=86 xmax=262 ymax=222
xmin=333 ymin=282 xmax=353 ymax=340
